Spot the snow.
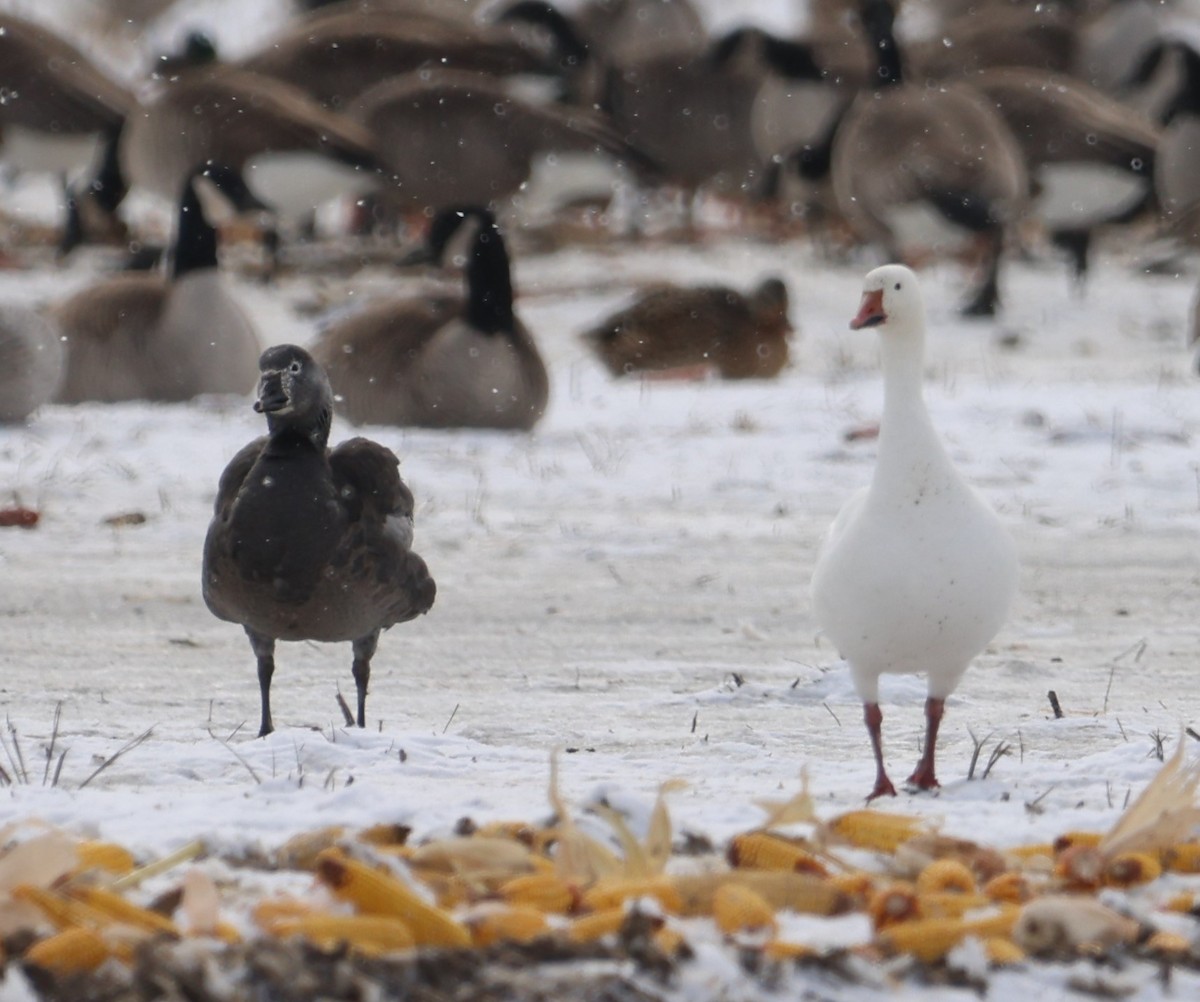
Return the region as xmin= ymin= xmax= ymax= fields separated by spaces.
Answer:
xmin=2 ymin=2 xmax=1200 ymax=998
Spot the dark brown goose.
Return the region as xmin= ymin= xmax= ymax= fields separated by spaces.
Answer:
xmin=312 ymin=208 xmax=549 ymax=430
xmin=203 ymin=344 xmax=436 ymax=737
xmin=584 ymin=277 xmax=793 ymax=379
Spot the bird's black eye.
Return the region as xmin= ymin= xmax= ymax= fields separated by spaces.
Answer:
xmin=289 ymin=360 xmax=302 ymax=374
xmin=894 ymin=282 xmax=901 ymax=290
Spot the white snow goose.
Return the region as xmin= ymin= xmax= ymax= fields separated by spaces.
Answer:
xmin=810 ymin=265 xmax=1018 ymax=800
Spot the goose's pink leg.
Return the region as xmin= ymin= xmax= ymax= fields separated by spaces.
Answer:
xmin=864 ymin=702 xmax=897 ymax=800
xmin=906 ymin=697 xmax=945 ymax=790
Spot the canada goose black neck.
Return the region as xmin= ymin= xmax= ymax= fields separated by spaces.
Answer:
xmin=861 ymin=0 xmax=903 ymax=88
xmin=499 ymin=1 xmax=591 ymax=74
xmin=464 ymin=215 xmax=516 ymax=335
xmin=1165 ymin=44 xmax=1200 ymax=123
xmin=172 ymin=174 xmax=220 ymax=280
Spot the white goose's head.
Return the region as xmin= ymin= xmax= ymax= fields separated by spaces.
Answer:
xmin=850 ymin=264 xmax=924 ymax=333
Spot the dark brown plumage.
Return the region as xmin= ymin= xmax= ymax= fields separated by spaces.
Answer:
xmin=584 ymin=277 xmax=792 ymax=379
xmin=202 ymin=344 xmax=435 ymax=736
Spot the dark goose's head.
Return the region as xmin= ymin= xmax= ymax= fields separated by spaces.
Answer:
xmin=254 ymin=344 xmax=333 ymax=447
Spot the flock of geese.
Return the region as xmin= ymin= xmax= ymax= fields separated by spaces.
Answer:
xmin=2 ymin=0 xmax=1200 ymax=428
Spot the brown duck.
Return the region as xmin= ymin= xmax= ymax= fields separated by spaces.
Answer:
xmin=202 ymin=344 xmax=435 ymax=736
xmin=583 ymin=277 xmax=792 ymax=379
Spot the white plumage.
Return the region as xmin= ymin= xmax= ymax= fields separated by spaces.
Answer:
xmin=811 ymin=264 xmax=1018 ymax=799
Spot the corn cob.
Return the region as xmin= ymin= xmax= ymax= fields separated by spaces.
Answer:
xmin=821 ymin=810 xmax=924 ymax=854
xmin=982 ymin=872 xmax=1032 ymax=905
xmin=727 ymin=832 xmax=828 ymax=876
xmin=917 ymin=892 xmax=991 ymax=919
xmin=499 ymin=872 xmax=580 ymax=914
xmin=267 ymin=913 xmax=415 ymax=956
xmin=1161 ymin=842 xmax=1200 ymax=874
xmin=1163 ymin=892 xmax=1196 ymax=913
xmin=251 ymin=897 xmax=315 ymax=928
xmin=68 ymin=887 xmax=179 ymax=936
xmin=868 ymin=884 xmax=920 ymax=931
xmin=876 ymin=908 xmax=1019 ymax=963
xmin=1144 ymin=930 xmax=1192 ymax=957
xmin=713 ymin=883 xmax=776 ymax=938
xmin=581 ymin=877 xmax=682 ymax=915
xmin=357 ymin=823 xmax=411 ymax=848
xmin=1103 ymin=852 xmax=1161 ymax=888
xmin=671 ymin=871 xmax=848 ymax=918
xmin=566 ymin=906 xmax=628 ymax=943
xmin=409 ymin=837 xmax=538 ymax=877
xmin=764 ymin=939 xmax=818 ymax=962
xmin=12 ymin=884 xmax=113 ymax=931
xmin=829 ymin=872 xmax=876 ymax=907
xmin=915 ymin=860 xmax=977 ymax=896
xmin=75 ymin=841 xmax=136 ymax=876
xmin=24 ymin=927 xmax=110 ymax=974
xmin=466 ymin=906 xmax=549 ymax=947
xmin=1052 ymin=832 xmax=1103 ymax=855
xmin=315 ymin=849 xmax=471 ymax=949
xmin=1004 ymin=844 xmax=1055 ymax=863
xmin=983 ymin=937 xmax=1025 ymax=966
xmin=276 ymin=827 xmax=347 ymax=871
xmin=653 ymin=924 xmax=690 ymax=958
xmin=1054 ymin=845 xmax=1104 ymax=889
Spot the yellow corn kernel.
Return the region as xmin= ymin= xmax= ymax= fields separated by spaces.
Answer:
xmin=877 ymin=909 xmax=1019 ymax=964
xmin=276 ymin=827 xmax=347 ymax=871
xmin=983 ymin=937 xmax=1025 ymax=966
xmin=268 ymin=914 xmax=415 ymax=956
xmin=24 ymin=927 xmax=110 ymax=974
xmin=567 ymin=906 xmax=628 ymax=943
xmin=1005 ymin=844 xmax=1055 ymax=862
xmin=982 ymin=872 xmax=1032 ymax=905
xmin=1161 ymin=842 xmax=1200 ymax=874
xmin=727 ymin=832 xmax=829 ymax=876
xmin=1163 ymin=892 xmax=1196 ymax=914
xmin=581 ymin=877 xmax=682 ymax=915
xmin=764 ymin=939 xmax=818 ymax=962
xmin=916 ymin=859 xmax=977 ymax=896
xmin=466 ymin=906 xmax=549 ymax=947
xmin=252 ymin=897 xmax=314 ymax=928
xmin=1103 ymin=852 xmax=1162 ymax=888
xmin=11 ymin=884 xmax=111 ymax=931
xmin=822 ymin=810 xmax=924 ymax=854
xmin=1144 ymin=930 xmax=1192 ymax=957
xmin=868 ymin=884 xmax=920 ymax=931
xmin=68 ymin=887 xmax=179 ymax=936
xmin=671 ymin=871 xmax=847 ymax=919
xmin=357 ymin=823 xmax=411 ymax=848
xmin=918 ymin=892 xmax=992 ymax=919
xmin=653 ymin=924 xmax=690 ymax=958
xmin=75 ymin=841 xmax=136 ymax=876
xmin=713 ymin=883 xmax=777 ymax=938
xmin=499 ymin=872 xmax=579 ymax=914
xmin=315 ymin=849 xmax=471 ymax=949
xmin=829 ymin=872 xmax=875 ymax=906
xmin=1052 ymin=832 xmax=1103 ymax=855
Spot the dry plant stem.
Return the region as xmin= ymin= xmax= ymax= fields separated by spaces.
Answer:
xmin=78 ymin=726 xmax=155 ymax=790
xmin=107 ymin=841 xmax=206 ymax=893
xmin=335 ymin=689 xmax=355 ymax=727
xmin=206 ymin=728 xmax=262 ymax=784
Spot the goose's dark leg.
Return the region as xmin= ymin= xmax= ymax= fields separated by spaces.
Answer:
xmin=245 ymin=628 xmax=277 ymax=738
xmin=351 ymin=630 xmax=380 ymax=728
xmin=906 ymin=697 xmax=945 ymax=790
xmin=961 ymin=229 xmax=1002 ymax=317
xmin=864 ymin=702 xmax=897 ymax=800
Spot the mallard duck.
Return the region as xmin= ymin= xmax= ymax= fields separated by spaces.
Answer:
xmin=312 ymin=207 xmax=549 ymax=430
xmin=202 ymin=344 xmax=436 ymax=737
xmin=811 ymin=265 xmax=1018 ymax=800
xmin=830 ymin=0 xmax=1028 ymax=316
xmin=53 ymin=163 xmax=264 ymax=404
xmin=0 ymin=305 xmax=65 ymax=423
xmin=583 ymin=277 xmax=792 ymax=379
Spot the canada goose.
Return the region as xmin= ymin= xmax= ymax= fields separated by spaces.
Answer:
xmin=1146 ymin=42 xmax=1200 ymax=242
xmin=241 ymin=8 xmax=552 ymax=112
xmin=119 ymin=64 xmax=382 ymax=220
xmin=573 ymin=0 xmax=706 ymax=69
xmin=53 ymin=163 xmax=264 ymax=404
xmin=203 ymin=344 xmax=436 ymax=736
xmin=0 ymin=15 xmax=131 ymax=179
xmin=0 ymin=305 xmax=65 ymax=423
xmin=312 ymin=207 xmax=549 ymax=430
xmin=349 ymin=68 xmax=652 ymax=214
xmin=830 ymin=0 xmax=1028 ymax=316
xmin=963 ymin=68 xmax=1161 ymax=281
xmin=583 ymin=277 xmax=793 ymax=379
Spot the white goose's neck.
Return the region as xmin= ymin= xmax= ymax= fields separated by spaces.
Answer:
xmin=872 ymin=318 xmax=953 ymax=493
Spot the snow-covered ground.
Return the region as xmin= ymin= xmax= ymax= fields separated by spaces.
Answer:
xmin=1 ymin=225 xmax=1200 ymax=998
